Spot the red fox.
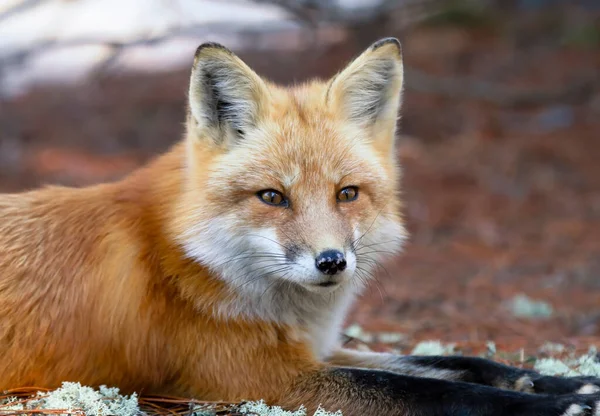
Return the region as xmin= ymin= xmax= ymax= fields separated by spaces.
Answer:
xmin=1 ymin=38 xmax=599 ymax=416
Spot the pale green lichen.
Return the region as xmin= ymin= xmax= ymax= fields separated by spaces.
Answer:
xmin=411 ymin=341 xmax=456 ymax=356
xmin=0 ymin=396 xmax=25 ymax=412
xmin=187 ymin=410 xmax=218 ymax=416
xmin=508 ymin=294 xmax=553 ymax=319
xmin=0 ymin=382 xmax=139 ymax=416
xmin=377 ymin=332 xmax=407 ymax=344
xmin=343 ymin=324 xmax=406 ymax=345
xmin=534 ymin=358 xmax=576 ymax=376
xmin=535 ymin=347 xmax=600 ymax=377
xmin=343 ymin=324 xmax=373 ymax=343
xmin=239 ymin=400 xmax=342 ymax=416
xmin=486 ymin=341 xmax=497 ymax=357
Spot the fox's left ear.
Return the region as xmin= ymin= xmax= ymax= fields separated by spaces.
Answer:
xmin=327 ymin=38 xmax=403 ymax=137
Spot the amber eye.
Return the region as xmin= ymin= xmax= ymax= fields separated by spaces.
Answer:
xmin=257 ymin=190 xmax=288 ymax=207
xmin=337 ymin=186 xmax=359 ymax=202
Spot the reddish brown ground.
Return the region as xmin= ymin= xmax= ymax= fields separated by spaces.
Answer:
xmin=1 ymin=8 xmax=599 ymax=358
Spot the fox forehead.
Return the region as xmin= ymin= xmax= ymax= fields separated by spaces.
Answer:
xmin=208 ymin=85 xmax=391 ymax=188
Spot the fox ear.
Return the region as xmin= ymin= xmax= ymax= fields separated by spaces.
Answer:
xmin=188 ymin=43 xmax=269 ymax=145
xmin=327 ymin=38 xmax=403 ymax=134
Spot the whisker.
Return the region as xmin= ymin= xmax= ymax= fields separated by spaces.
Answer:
xmin=355 ymin=248 xmax=398 ymax=257
xmin=355 ymin=239 xmax=403 ymax=251
xmin=355 ymin=266 xmax=386 ymax=303
xmin=227 ymin=261 xmax=287 ymax=288
xmin=351 ymin=208 xmax=385 ymax=250
xmin=237 ymin=264 xmax=293 ymax=290
xmin=354 ymin=267 xmax=371 ymax=290
xmin=230 ymin=261 xmax=287 ymax=283
xmin=211 ymin=252 xmax=287 ymax=270
xmin=259 ymin=278 xmax=282 ymax=302
xmin=275 ymin=228 xmax=305 ymax=256
xmin=249 ymin=262 xmax=290 ymax=276
xmin=245 ymin=233 xmax=291 ymax=252
xmin=230 ymin=274 xmax=267 ymax=292
xmin=357 ymin=258 xmax=393 ymax=291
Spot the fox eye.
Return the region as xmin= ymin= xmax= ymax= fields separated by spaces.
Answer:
xmin=257 ymin=190 xmax=288 ymax=207
xmin=337 ymin=186 xmax=358 ymax=202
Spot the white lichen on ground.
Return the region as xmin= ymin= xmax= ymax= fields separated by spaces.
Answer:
xmin=507 ymin=294 xmax=554 ymax=319
xmin=486 ymin=341 xmax=497 ymax=356
xmin=239 ymin=400 xmax=342 ymax=416
xmin=411 ymin=340 xmax=456 ymax=356
xmin=377 ymin=332 xmax=407 ymax=344
xmin=343 ymin=324 xmax=406 ymax=345
xmin=342 ymin=324 xmax=374 ymax=343
xmin=0 ymin=382 xmax=139 ymax=416
xmin=535 ymin=346 xmax=600 ymax=377
xmin=0 ymin=396 xmax=26 ymax=412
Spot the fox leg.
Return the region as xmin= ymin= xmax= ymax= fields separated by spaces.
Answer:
xmin=277 ymin=365 xmax=600 ymax=416
xmin=326 ymin=349 xmax=600 ymax=395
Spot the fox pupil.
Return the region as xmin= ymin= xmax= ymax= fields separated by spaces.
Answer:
xmin=258 ymin=190 xmax=286 ymax=207
xmin=337 ymin=186 xmax=358 ymax=202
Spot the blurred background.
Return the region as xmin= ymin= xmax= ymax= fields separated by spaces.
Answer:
xmin=1 ymin=0 xmax=599 ymax=356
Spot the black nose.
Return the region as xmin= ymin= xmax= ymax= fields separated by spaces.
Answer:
xmin=315 ymin=250 xmax=347 ymax=275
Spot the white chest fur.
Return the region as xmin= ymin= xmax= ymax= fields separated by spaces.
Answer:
xmin=214 ymin=279 xmax=360 ymax=361
xmin=300 ymin=287 xmax=358 ymax=360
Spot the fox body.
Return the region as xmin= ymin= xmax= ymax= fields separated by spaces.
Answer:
xmin=1 ymin=39 xmax=600 ymax=416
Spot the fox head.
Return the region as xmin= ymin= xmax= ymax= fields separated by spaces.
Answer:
xmin=176 ymin=38 xmax=407 ymax=310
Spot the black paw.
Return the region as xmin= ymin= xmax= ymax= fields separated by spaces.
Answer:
xmin=508 ymin=393 xmax=600 ymax=416
xmin=548 ymin=393 xmax=600 ymax=416
xmin=529 ymin=374 xmax=600 ymax=395
xmin=491 ymin=370 xmax=537 ymax=393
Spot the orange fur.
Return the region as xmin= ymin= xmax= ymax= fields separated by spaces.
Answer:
xmin=0 ymin=38 xmax=406 ymax=411
xmin=0 ymin=147 xmax=319 ymax=400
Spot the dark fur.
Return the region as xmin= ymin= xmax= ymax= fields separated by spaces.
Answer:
xmin=281 ymin=356 xmax=600 ymax=415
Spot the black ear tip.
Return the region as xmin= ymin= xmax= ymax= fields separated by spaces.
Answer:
xmin=371 ymin=37 xmax=401 ymax=53
xmin=194 ymin=42 xmax=233 ymax=59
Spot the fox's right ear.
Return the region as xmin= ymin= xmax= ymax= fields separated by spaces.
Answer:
xmin=187 ymin=43 xmax=269 ymax=146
